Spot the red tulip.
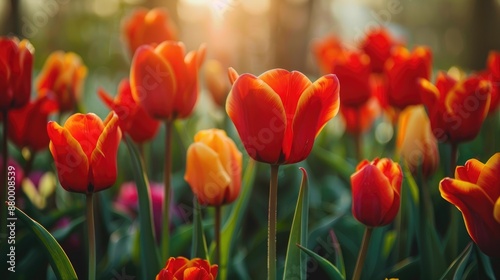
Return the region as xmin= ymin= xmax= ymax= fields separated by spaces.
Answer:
xmin=8 ymin=94 xmax=58 ymax=152
xmin=396 ymin=105 xmax=439 ymax=178
xmin=341 ymin=97 xmax=380 ymax=135
xmin=98 ymin=79 xmax=160 ymax=143
xmin=351 ymin=158 xmax=403 ymax=227
xmin=47 ymin=112 xmax=121 ymax=193
xmin=311 ymin=35 xmax=344 ymax=75
xmin=156 ymin=257 xmax=218 ymax=280
xmin=130 ymin=41 xmax=206 ymax=121
xmin=440 ymin=153 xmax=500 ymax=257
xmin=122 ymin=8 xmax=178 ymax=56
xmin=185 ymin=129 xmax=242 ymax=206
xmin=226 ymin=68 xmax=340 ymax=164
xmin=481 ymin=51 xmax=500 ymax=114
xmin=0 ymin=37 xmax=33 ymax=110
xmin=419 ymin=72 xmax=491 ymax=144
xmin=37 ymin=51 xmax=87 ymax=113
xmin=385 ymin=46 xmax=432 ymax=109
xmin=359 ymin=28 xmax=401 ymax=73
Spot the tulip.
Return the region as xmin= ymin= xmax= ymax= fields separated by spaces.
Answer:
xmin=98 ymin=79 xmax=160 ymax=143
xmin=351 ymin=158 xmax=403 ymax=227
xmin=130 ymin=41 xmax=206 ymax=121
xmin=37 ymin=51 xmax=87 ymax=113
xmin=185 ymin=129 xmax=242 ymax=206
xmin=0 ymin=37 xmax=33 ymax=110
xmin=481 ymin=51 xmax=500 ymax=114
xmin=226 ymin=68 xmax=340 ymax=165
xmin=122 ymin=8 xmax=178 ymax=56
xmin=156 ymin=257 xmax=218 ymax=280
xmin=311 ymin=35 xmax=344 ymax=75
xmin=385 ymin=46 xmax=432 ymax=109
xmin=439 ymin=153 xmax=500 ymax=257
xmin=359 ymin=28 xmax=401 ymax=73
xmin=419 ymin=72 xmax=491 ymax=144
xmin=204 ymin=59 xmax=231 ymax=108
xmin=8 ymin=94 xmax=58 ymax=152
xmin=396 ymin=105 xmax=439 ymax=178
xmin=47 ymin=111 xmax=121 ymax=193
xmin=341 ymin=97 xmax=380 ymax=135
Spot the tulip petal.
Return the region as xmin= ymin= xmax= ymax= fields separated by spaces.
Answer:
xmin=176 ymin=44 xmax=206 ymax=118
xmin=63 ymin=113 xmax=104 ymax=160
xmin=90 ymin=112 xmax=122 ymax=192
xmin=130 ymin=45 xmax=176 ymax=120
xmin=494 ymin=198 xmax=500 ymax=224
xmin=286 ymin=74 xmax=339 ymax=163
xmin=228 ymin=67 xmax=239 ymax=85
xmin=476 ymin=153 xmax=500 ymax=201
xmin=455 ymin=158 xmax=484 ymax=183
xmin=47 ymin=122 xmax=90 ymax=193
xmin=226 ymin=74 xmax=286 ymax=163
xmin=440 ymin=178 xmax=500 ymax=256
xmin=351 ymin=164 xmax=395 ymax=227
xmin=185 ymin=143 xmax=231 ymax=205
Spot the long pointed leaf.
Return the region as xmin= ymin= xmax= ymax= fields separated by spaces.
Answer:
xmin=283 ymin=167 xmax=309 ymax=280
xmin=13 ymin=206 xmax=77 ymax=279
xmin=124 ymin=135 xmax=162 ymax=278
xmin=297 ymin=244 xmax=345 ymax=280
xmin=439 ymin=242 xmax=473 ymax=280
xmin=329 ymin=230 xmax=346 ymax=278
xmin=218 ymin=159 xmax=257 ymax=280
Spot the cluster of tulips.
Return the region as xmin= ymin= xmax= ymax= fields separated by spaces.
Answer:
xmin=1 ymin=6 xmax=499 ymax=280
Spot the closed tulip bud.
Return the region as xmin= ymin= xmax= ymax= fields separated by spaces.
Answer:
xmin=359 ymin=28 xmax=402 ymax=73
xmin=351 ymin=158 xmax=403 ymax=227
xmin=440 ymin=153 xmax=500 ymax=257
xmin=156 ymin=257 xmax=218 ymax=280
xmin=185 ymin=129 xmax=242 ymax=206
xmin=47 ymin=112 xmax=121 ymax=193
xmin=396 ymin=105 xmax=439 ymax=178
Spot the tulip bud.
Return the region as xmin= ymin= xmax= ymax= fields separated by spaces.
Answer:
xmin=156 ymin=257 xmax=218 ymax=280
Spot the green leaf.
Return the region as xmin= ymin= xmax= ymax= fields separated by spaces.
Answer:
xmin=439 ymin=242 xmax=473 ymax=280
xmin=124 ymin=135 xmax=162 ymax=278
xmin=13 ymin=206 xmax=78 ymax=280
xmin=297 ymin=244 xmax=345 ymax=280
xmin=191 ymin=199 xmax=209 ymax=260
xmin=475 ymin=245 xmax=496 ymax=280
xmin=283 ymin=167 xmax=309 ymax=280
xmin=217 ymin=159 xmax=257 ymax=280
xmin=385 ymin=257 xmax=420 ymax=279
xmin=329 ymin=229 xmax=346 ymax=279
xmin=311 ymin=146 xmax=354 ymax=182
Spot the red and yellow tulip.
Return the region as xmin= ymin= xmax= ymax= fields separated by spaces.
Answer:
xmin=37 ymin=51 xmax=87 ymax=113
xmin=359 ymin=28 xmax=401 ymax=73
xmin=130 ymin=41 xmax=206 ymax=121
xmin=185 ymin=129 xmax=242 ymax=206
xmin=0 ymin=37 xmax=33 ymax=110
xmin=98 ymin=79 xmax=160 ymax=143
xmin=226 ymin=68 xmax=340 ymax=164
xmin=351 ymin=158 xmax=403 ymax=227
xmin=440 ymin=153 xmax=500 ymax=257
xmin=156 ymin=257 xmax=218 ymax=280
xmin=47 ymin=112 xmax=121 ymax=193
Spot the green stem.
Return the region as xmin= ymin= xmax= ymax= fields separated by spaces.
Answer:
xmin=352 ymin=227 xmax=373 ymax=280
xmin=215 ymin=205 xmax=221 ymax=266
xmin=1 ymin=110 xmax=8 ymax=239
xmin=161 ymin=121 xmax=173 ymax=260
xmin=449 ymin=142 xmax=458 ymax=177
xmin=354 ymin=111 xmax=363 ymax=162
xmin=268 ymin=164 xmax=279 ymax=280
xmin=86 ymin=193 xmax=96 ymax=280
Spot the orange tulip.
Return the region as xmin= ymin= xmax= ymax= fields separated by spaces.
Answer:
xmin=0 ymin=37 xmax=33 ymax=110
xmin=385 ymin=46 xmax=432 ymax=109
xmin=47 ymin=112 xmax=121 ymax=193
xmin=98 ymin=79 xmax=160 ymax=143
xmin=130 ymin=41 xmax=206 ymax=121
xmin=185 ymin=129 xmax=242 ymax=206
xmin=156 ymin=257 xmax=218 ymax=280
xmin=122 ymin=8 xmax=178 ymax=56
xmin=396 ymin=105 xmax=439 ymax=178
xmin=8 ymin=94 xmax=58 ymax=151
xmin=226 ymin=68 xmax=340 ymax=164
xmin=341 ymin=97 xmax=380 ymax=135
xmin=419 ymin=72 xmax=491 ymax=144
xmin=359 ymin=28 xmax=401 ymax=73
xmin=439 ymin=153 xmax=500 ymax=257
xmin=37 ymin=51 xmax=87 ymax=113
xmin=351 ymin=158 xmax=403 ymax=227
xmin=204 ymin=59 xmax=230 ymax=108
xmin=311 ymin=35 xmax=344 ymax=75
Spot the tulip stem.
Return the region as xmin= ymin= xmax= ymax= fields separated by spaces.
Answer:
xmin=215 ymin=205 xmax=221 ymax=266
xmin=86 ymin=193 xmax=96 ymax=280
xmin=352 ymin=227 xmax=373 ymax=280
xmin=162 ymin=120 xmax=173 ymax=260
xmin=1 ymin=110 xmax=8 ymax=238
xmin=268 ymin=164 xmax=279 ymax=280
xmin=447 ymin=142 xmax=459 ymax=260
xmin=354 ymin=112 xmax=362 ymax=161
